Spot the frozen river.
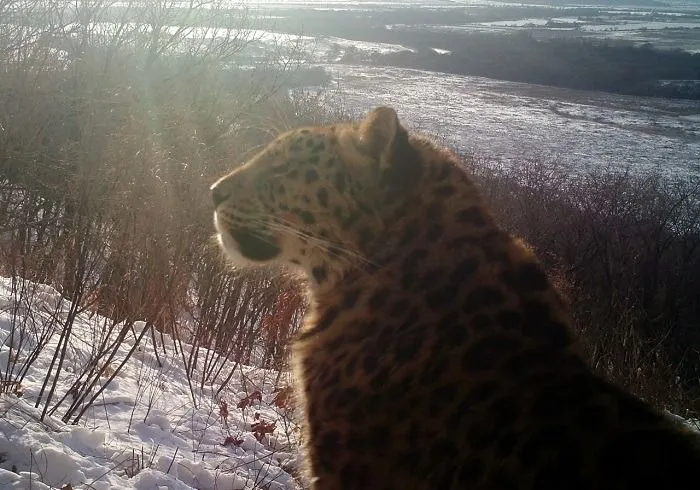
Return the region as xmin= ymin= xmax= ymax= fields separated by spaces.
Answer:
xmin=322 ymin=64 xmax=700 ymax=177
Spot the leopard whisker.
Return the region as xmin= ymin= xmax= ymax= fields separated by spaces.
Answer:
xmin=254 ymin=217 xmax=377 ymax=269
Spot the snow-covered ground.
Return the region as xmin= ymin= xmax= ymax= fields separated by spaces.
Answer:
xmin=321 ymin=64 xmax=700 ymax=177
xmin=0 ymin=277 xmax=302 ymax=490
xmin=1 ymin=272 xmax=699 ymax=489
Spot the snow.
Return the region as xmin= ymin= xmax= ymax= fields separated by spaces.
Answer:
xmin=1 ymin=270 xmax=700 ymax=488
xmin=319 ymin=36 xmax=414 ymax=55
xmin=321 ymin=64 xmax=700 ymax=177
xmin=0 ymin=277 xmax=302 ymax=489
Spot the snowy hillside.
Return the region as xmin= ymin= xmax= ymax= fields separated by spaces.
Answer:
xmin=0 ymin=277 xmax=303 ymax=490
xmin=1 ymin=276 xmax=698 ymax=489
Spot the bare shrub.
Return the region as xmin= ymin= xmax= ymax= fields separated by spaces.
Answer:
xmin=468 ymin=156 xmax=700 ymax=414
xmin=0 ymin=0 xmax=320 ymax=419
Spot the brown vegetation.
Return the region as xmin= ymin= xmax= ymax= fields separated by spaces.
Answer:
xmin=465 ymin=157 xmax=700 ymax=415
xmin=0 ymin=0 xmax=697 ymax=423
xmin=0 ymin=0 xmax=314 ymax=420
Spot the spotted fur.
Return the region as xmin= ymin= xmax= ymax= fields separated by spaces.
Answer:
xmin=211 ymin=106 xmax=700 ymax=489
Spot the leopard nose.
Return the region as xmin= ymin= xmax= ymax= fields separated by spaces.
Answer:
xmin=211 ymin=182 xmax=229 ymax=208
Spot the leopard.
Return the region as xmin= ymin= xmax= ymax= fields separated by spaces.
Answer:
xmin=210 ymin=106 xmax=700 ymax=489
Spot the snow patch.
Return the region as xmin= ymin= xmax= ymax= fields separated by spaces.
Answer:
xmin=0 ymin=276 xmax=302 ymax=489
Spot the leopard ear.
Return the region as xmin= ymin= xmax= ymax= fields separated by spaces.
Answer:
xmin=358 ymin=106 xmax=422 ymax=203
xmin=358 ymin=106 xmax=400 ymax=162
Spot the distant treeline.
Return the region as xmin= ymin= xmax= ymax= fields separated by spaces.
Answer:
xmin=363 ymin=33 xmax=700 ymax=100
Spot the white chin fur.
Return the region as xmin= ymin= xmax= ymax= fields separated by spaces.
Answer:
xmin=213 ymin=212 xmax=250 ymax=265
